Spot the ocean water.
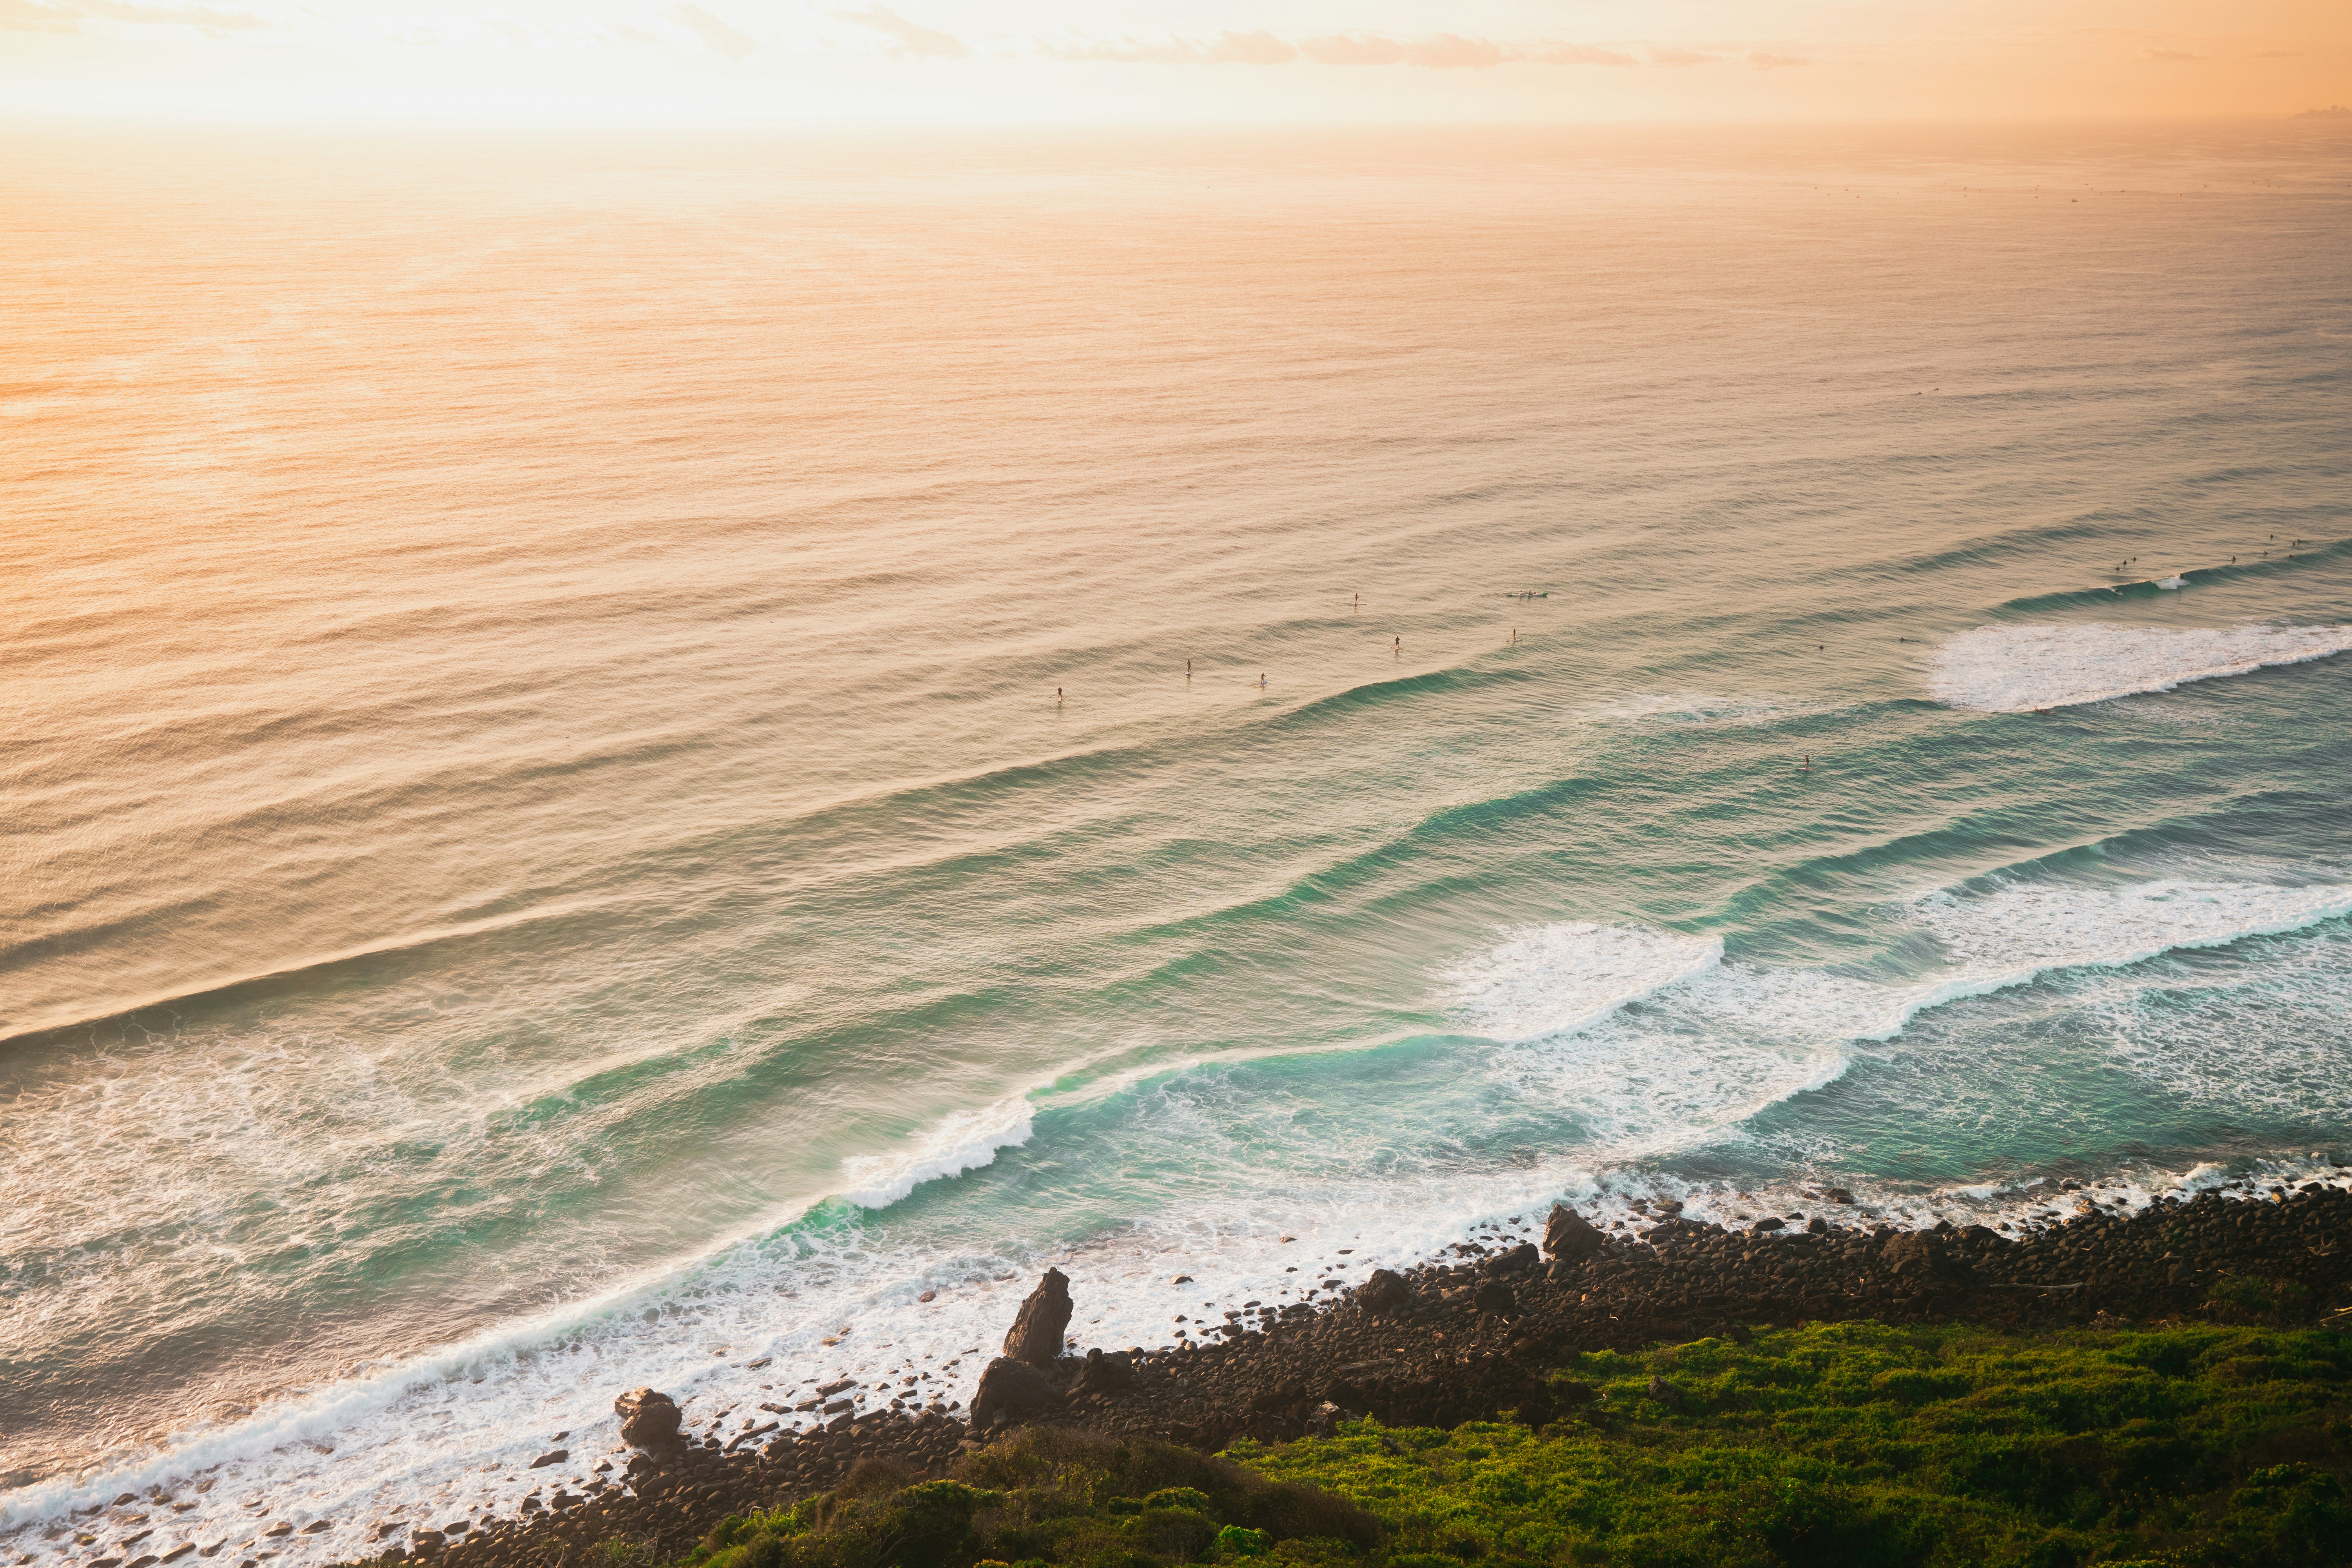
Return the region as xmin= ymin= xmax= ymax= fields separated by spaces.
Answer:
xmin=5 ymin=120 xmax=2352 ymax=1560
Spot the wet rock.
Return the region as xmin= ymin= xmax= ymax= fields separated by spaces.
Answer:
xmin=1069 ymin=1348 xmax=1133 ymax=1397
xmin=1353 ymin=1269 xmax=1411 ymax=1314
xmin=1543 ymin=1203 xmax=1604 ymax=1262
xmin=1751 ymin=1218 xmax=1785 ymax=1234
xmin=614 ymin=1389 xmax=683 ymax=1454
xmin=1250 ymin=1381 xmax=1308 ymax=1413
xmin=1822 ymin=1187 xmax=1855 ymax=1205
xmin=1002 ymin=1268 xmax=1074 ymax=1367
xmin=969 ymin=1356 xmax=1063 ymax=1430
xmin=1484 ymin=1242 xmax=1540 ymax=1276
xmin=1881 ymin=1231 xmax=1940 ymax=1274
xmin=528 ymin=1450 xmax=567 ymax=1469
xmin=1806 ymin=1217 xmax=1829 ymax=1235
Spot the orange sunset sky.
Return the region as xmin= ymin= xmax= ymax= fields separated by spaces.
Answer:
xmin=3 ymin=0 xmax=2349 ymax=125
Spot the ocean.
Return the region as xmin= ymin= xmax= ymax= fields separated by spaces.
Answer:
xmin=4 ymin=118 xmax=2350 ymax=1562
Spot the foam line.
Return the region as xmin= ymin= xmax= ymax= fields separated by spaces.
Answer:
xmin=837 ymin=1095 xmax=1036 ymax=1209
xmin=0 ymin=1084 xmax=1050 ymax=1535
xmin=1446 ymin=922 xmax=1724 ymax=1044
xmin=1930 ymin=622 xmax=2352 ymax=712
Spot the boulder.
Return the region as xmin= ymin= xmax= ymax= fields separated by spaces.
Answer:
xmin=1068 ymin=1347 xmax=1133 ymax=1397
xmin=1002 ymin=1269 xmax=1074 ymax=1367
xmin=969 ymin=1356 xmax=1063 ymax=1430
xmin=1353 ymin=1269 xmax=1412 ymax=1315
xmin=1882 ymin=1230 xmax=1972 ymax=1283
xmin=1484 ymin=1242 xmax=1540 ymax=1276
xmin=1543 ymin=1203 xmax=1603 ymax=1262
xmin=1471 ymin=1278 xmax=1517 ymax=1316
xmin=613 ymin=1388 xmax=683 ymax=1454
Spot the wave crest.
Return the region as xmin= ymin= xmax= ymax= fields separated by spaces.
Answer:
xmin=1930 ymin=622 xmax=2352 ymax=713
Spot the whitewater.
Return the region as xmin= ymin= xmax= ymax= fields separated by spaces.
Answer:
xmin=5 ymin=122 xmax=2351 ymax=1565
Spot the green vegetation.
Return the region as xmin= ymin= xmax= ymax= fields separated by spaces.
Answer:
xmin=652 ymin=1322 xmax=2352 ymax=1568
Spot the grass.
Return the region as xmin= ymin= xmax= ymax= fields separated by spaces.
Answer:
xmin=650 ymin=1321 xmax=2352 ymax=1568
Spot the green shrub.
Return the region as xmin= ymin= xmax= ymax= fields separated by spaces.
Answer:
xmin=387 ymin=1321 xmax=2352 ymax=1568
xmin=1213 ymin=1526 xmax=1270 ymax=1559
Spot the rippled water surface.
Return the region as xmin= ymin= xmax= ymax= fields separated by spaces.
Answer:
xmin=4 ymin=120 xmax=2350 ymax=1558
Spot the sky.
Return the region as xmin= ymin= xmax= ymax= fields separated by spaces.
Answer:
xmin=2 ymin=0 xmax=2349 ymax=125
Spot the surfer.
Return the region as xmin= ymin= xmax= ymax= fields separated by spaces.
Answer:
xmin=1801 ymin=754 xmax=1811 ymax=771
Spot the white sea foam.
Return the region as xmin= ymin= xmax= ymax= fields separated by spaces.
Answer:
xmin=1445 ymin=922 xmax=1722 ymax=1044
xmin=1475 ymin=878 xmax=2352 ymax=1149
xmin=1587 ymin=692 xmax=1823 ymax=727
xmin=1930 ymin=622 xmax=2352 ymax=712
xmin=12 ymin=879 xmax=2350 ymax=1567
xmin=837 ymin=1096 xmax=1035 ymax=1209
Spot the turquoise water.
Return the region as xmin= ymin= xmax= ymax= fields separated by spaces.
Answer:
xmin=3 ymin=122 xmax=2350 ymax=1554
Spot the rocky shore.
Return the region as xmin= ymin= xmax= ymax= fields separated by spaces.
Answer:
xmin=393 ymin=1180 xmax=2350 ymax=1568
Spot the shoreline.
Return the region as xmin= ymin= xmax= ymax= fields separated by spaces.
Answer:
xmin=381 ymin=1177 xmax=2352 ymax=1568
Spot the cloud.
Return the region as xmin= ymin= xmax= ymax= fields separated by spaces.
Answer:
xmin=1530 ymin=42 xmax=1637 ymax=66
xmin=1647 ymin=46 xmax=1717 ymax=65
xmin=1296 ymin=33 xmax=1404 ymax=64
xmin=1053 ymin=31 xmax=1637 ymax=70
xmin=2138 ymin=47 xmax=2200 ymax=61
xmin=0 ymin=0 xmax=262 ymax=34
xmin=665 ymin=1 xmax=750 ymax=57
xmin=833 ymin=4 xmax=965 ymax=59
xmin=1394 ymin=32 xmax=1506 ymax=69
xmin=1049 ymin=29 xmax=1298 ymax=64
xmin=1747 ymin=50 xmax=1809 ymax=69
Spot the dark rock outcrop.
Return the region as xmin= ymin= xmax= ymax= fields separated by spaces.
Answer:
xmin=969 ymin=1356 xmax=1065 ymax=1430
xmin=1002 ymin=1268 xmax=1074 ymax=1367
xmin=1543 ymin=1203 xmax=1603 ymax=1261
xmin=1353 ymin=1269 xmax=1411 ymax=1314
xmin=1068 ymin=1347 xmax=1133 ymax=1398
xmin=1484 ymin=1243 xmax=1539 ymax=1276
xmin=613 ymin=1389 xmax=682 ymax=1455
